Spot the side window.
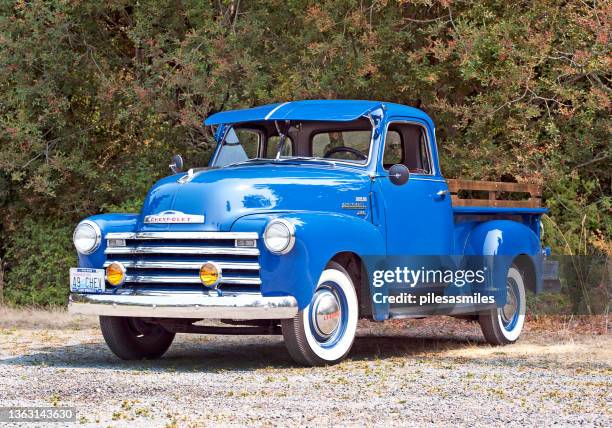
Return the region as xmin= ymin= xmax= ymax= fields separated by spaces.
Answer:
xmin=234 ymin=129 xmax=261 ymax=158
xmin=382 ymin=131 xmax=402 ymax=166
xmin=418 ymin=130 xmax=431 ymax=173
xmin=266 ymin=136 xmax=293 ymax=157
xmin=383 ymin=124 xmax=432 ymax=174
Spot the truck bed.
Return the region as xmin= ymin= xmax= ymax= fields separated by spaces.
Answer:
xmin=446 ymin=179 xmax=546 ymax=214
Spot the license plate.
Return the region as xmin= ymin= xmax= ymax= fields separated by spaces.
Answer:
xmin=70 ymin=268 xmax=105 ymax=293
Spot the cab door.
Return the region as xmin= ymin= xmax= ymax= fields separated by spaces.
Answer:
xmin=376 ymin=120 xmax=453 ymax=256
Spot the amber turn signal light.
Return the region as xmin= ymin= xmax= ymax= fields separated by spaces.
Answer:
xmin=106 ymin=262 xmax=126 ymax=286
xmin=199 ymin=262 xmax=221 ymax=288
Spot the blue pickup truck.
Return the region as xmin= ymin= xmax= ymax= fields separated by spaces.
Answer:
xmin=69 ymin=100 xmax=551 ymax=366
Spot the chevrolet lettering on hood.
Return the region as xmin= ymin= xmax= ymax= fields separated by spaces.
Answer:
xmin=144 ymin=210 xmax=205 ymax=224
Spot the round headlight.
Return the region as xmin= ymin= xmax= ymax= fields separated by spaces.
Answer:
xmin=264 ymin=219 xmax=295 ymax=254
xmin=73 ymin=220 xmax=101 ymax=254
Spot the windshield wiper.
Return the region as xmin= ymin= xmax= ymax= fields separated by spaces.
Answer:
xmin=279 ymin=157 xmax=336 ymax=166
xmin=222 ymin=158 xmax=278 ymax=168
xmin=222 ymin=157 xmax=336 ymax=169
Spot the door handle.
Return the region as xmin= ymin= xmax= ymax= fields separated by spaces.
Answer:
xmin=436 ymin=189 xmax=449 ymax=198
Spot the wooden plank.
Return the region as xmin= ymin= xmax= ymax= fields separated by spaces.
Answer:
xmin=447 ymin=179 xmax=541 ymax=196
xmin=450 ymin=196 xmax=541 ymax=208
xmin=446 ymin=178 xmax=542 ymax=209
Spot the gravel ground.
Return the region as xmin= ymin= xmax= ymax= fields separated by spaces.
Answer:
xmin=0 ymin=311 xmax=610 ymax=427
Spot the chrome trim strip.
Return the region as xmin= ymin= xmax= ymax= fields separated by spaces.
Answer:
xmin=106 ymin=232 xmax=258 ymax=240
xmin=123 ymin=275 xmax=261 ymax=285
xmin=103 ymin=260 xmax=260 ymax=271
xmin=105 ymin=246 xmax=260 ymax=256
xmin=68 ymin=291 xmax=298 ymax=320
xmin=410 ymin=177 xmax=446 ymax=183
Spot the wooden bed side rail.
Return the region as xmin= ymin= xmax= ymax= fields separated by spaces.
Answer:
xmin=446 ymin=179 xmax=542 ymax=208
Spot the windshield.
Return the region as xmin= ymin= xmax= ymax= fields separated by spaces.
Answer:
xmin=210 ymin=118 xmax=373 ymax=167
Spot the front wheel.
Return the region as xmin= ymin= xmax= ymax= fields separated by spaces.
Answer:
xmin=281 ymin=262 xmax=358 ymax=366
xmin=99 ymin=316 xmax=175 ymax=360
xmin=479 ymin=265 xmax=526 ymax=345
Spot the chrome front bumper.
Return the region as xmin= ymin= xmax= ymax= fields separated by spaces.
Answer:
xmin=68 ymin=290 xmax=298 ymax=319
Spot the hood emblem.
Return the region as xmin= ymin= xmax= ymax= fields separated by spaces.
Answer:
xmin=144 ymin=210 xmax=205 ymax=224
xmin=178 ymin=168 xmax=197 ymax=184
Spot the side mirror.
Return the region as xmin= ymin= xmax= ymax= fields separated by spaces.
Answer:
xmin=169 ymin=154 xmax=183 ymax=174
xmin=388 ymin=164 xmax=409 ymax=186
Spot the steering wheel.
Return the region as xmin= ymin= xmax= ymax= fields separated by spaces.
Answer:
xmin=411 ymin=168 xmax=429 ymax=174
xmin=323 ymin=146 xmax=367 ymax=161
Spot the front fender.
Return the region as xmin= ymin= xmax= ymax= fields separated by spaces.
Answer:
xmin=76 ymin=214 xmax=139 ymax=268
xmin=231 ymin=212 xmax=385 ymax=309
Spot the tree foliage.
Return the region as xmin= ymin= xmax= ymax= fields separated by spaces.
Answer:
xmin=0 ymin=0 xmax=609 ymax=305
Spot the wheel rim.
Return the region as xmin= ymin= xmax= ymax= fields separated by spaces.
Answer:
xmin=308 ymin=282 xmax=348 ymax=348
xmin=500 ymin=277 xmax=520 ymax=331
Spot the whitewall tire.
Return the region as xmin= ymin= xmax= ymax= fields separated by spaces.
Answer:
xmin=282 ymin=261 xmax=358 ymax=366
xmin=479 ymin=265 xmax=526 ymax=345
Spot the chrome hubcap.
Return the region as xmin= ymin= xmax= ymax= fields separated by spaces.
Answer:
xmin=501 ymin=279 xmax=518 ymax=325
xmin=311 ymin=289 xmax=342 ymax=338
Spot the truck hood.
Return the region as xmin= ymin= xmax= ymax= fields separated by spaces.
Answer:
xmin=138 ymin=163 xmax=372 ymax=231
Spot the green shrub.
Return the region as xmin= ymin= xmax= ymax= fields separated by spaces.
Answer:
xmin=2 ymin=219 xmax=75 ymax=306
xmin=0 ymin=1 xmax=609 ymax=306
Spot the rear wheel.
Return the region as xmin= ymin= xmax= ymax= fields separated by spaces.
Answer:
xmin=282 ymin=262 xmax=358 ymax=366
xmin=479 ymin=265 xmax=526 ymax=345
xmin=99 ymin=316 xmax=175 ymax=360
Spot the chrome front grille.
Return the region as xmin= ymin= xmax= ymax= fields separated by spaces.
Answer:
xmin=104 ymin=231 xmax=260 ymax=291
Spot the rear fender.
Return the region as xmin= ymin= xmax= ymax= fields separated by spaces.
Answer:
xmin=463 ymin=220 xmax=543 ymax=294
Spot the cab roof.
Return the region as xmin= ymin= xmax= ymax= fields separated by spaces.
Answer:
xmin=203 ymin=99 xmax=433 ymax=127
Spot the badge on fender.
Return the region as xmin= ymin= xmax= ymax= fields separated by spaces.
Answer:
xmin=144 ymin=210 xmax=205 ymax=224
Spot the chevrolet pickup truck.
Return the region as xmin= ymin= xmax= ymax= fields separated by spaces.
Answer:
xmin=68 ymin=100 xmax=551 ymax=366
